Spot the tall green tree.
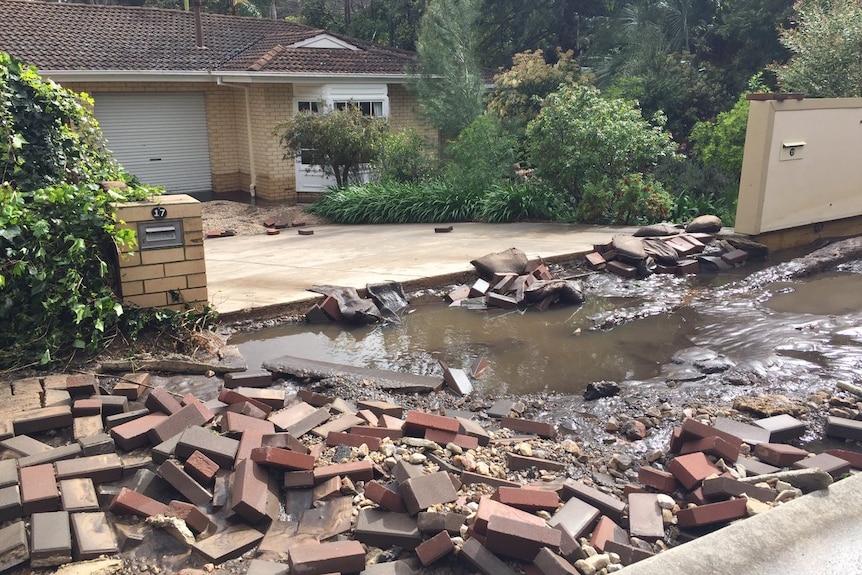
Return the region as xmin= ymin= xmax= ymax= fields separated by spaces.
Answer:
xmin=474 ymin=0 xmax=610 ymax=69
xmin=701 ymin=0 xmax=794 ymax=96
xmin=487 ymin=48 xmax=593 ymax=136
xmin=775 ymin=0 xmax=862 ymax=97
xmin=411 ymin=0 xmax=485 ymax=137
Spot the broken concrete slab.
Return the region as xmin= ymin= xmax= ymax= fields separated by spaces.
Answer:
xmin=264 ymin=355 xmax=443 ymax=393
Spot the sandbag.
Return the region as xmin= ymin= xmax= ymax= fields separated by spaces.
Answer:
xmin=643 ymin=238 xmax=679 ymax=265
xmin=612 ymin=235 xmax=646 ymax=262
xmin=524 ymin=279 xmax=585 ymax=305
xmin=633 ymin=223 xmax=682 ymax=237
xmin=686 ymin=214 xmax=722 ymax=233
xmin=470 ymin=247 xmax=529 ymax=279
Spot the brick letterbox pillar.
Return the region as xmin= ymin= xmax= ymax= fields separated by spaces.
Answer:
xmin=112 ymin=194 xmax=208 ymax=310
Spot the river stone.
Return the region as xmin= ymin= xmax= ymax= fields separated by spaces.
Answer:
xmin=694 ymin=355 xmax=736 ymax=374
xmin=612 ymin=235 xmax=646 ymax=262
xmin=643 ymin=239 xmax=679 ymax=265
xmin=732 ymin=394 xmax=809 ymax=417
xmin=685 ymin=215 xmax=722 ymax=233
xmin=470 ymin=248 xmax=528 ymax=279
xmin=584 ymin=381 xmax=621 ymax=401
xmin=621 ymin=420 xmax=647 ymax=440
xmin=633 ymin=223 xmax=682 ymax=237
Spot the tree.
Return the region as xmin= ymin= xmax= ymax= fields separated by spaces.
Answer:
xmin=411 ymin=0 xmax=484 ymax=138
xmin=690 ymin=74 xmax=769 ymax=175
xmin=277 ymin=105 xmax=389 ymax=188
xmin=701 ymin=0 xmax=794 ymax=96
xmin=525 ymin=84 xmax=679 ymax=199
xmin=487 ymin=48 xmax=593 ymax=136
xmin=775 ymin=0 xmax=862 ymax=97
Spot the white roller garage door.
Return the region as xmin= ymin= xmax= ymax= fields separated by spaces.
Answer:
xmin=93 ymin=92 xmax=213 ymax=194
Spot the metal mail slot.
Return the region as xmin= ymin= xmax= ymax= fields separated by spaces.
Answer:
xmin=138 ymin=219 xmax=184 ymax=250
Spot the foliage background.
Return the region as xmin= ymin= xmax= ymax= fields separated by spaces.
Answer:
xmin=0 ymin=53 xmax=187 ymax=370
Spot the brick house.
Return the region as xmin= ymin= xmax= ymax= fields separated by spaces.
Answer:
xmin=0 ymin=0 xmax=436 ymax=203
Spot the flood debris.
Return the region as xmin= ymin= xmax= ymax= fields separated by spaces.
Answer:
xmin=583 ymin=215 xmax=759 ymax=279
xmin=447 ymin=247 xmax=585 ymax=311
xmin=306 ymin=282 xmax=409 ymax=325
xmin=0 ymin=369 xmax=858 ymax=575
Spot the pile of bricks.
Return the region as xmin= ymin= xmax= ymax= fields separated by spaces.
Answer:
xmin=585 ymin=231 xmax=751 ymax=278
xmin=637 ymin=413 xmax=860 ymax=540
xmin=447 ymin=259 xmax=583 ymax=311
xmin=0 ymin=371 xmax=859 ymax=575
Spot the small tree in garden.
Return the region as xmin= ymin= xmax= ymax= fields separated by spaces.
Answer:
xmin=277 ymin=104 xmax=389 ymax=188
xmin=525 ymin=84 xmax=679 ymax=200
xmin=487 ymin=48 xmax=593 ymax=136
xmin=411 ymin=0 xmax=485 ymax=137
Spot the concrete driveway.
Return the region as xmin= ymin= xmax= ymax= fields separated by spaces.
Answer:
xmin=204 ymin=221 xmax=635 ymax=317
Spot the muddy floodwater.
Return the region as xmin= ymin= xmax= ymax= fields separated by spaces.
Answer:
xmin=230 ymin=258 xmax=862 ymax=396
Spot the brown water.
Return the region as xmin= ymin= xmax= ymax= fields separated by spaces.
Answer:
xmin=231 ymin=265 xmax=862 ymax=396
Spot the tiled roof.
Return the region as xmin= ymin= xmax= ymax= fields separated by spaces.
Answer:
xmin=0 ymin=0 xmax=415 ymax=77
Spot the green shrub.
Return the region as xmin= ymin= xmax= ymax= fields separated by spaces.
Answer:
xmin=577 ymin=173 xmax=673 ymax=225
xmin=1 ymin=53 xmax=213 ymax=370
xmin=374 ymin=128 xmax=436 ymax=183
xmin=307 ymin=179 xmax=481 ymax=224
xmin=655 ymin=159 xmax=739 ymax=226
xmin=1 ymin=184 xmax=142 ymax=368
xmin=1 ymin=53 xmax=121 ymax=190
xmin=476 ymin=181 xmax=574 ymax=223
xmin=525 ymin=84 xmax=679 ymax=199
xmin=442 ymin=115 xmax=518 ymax=195
xmin=689 ymin=75 xmax=767 ymax=176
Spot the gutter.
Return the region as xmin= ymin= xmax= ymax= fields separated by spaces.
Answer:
xmin=216 ymin=76 xmax=256 ymax=201
xmin=41 ymin=70 xmax=416 ymax=84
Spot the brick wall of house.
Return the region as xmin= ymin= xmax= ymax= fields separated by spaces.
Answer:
xmin=248 ymin=84 xmax=297 ymax=203
xmin=388 ymin=84 xmax=439 ymax=150
xmin=62 ymin=80 xmax=437 ymax=205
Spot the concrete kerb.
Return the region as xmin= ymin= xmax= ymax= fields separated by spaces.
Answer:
xmin=214 ymin=250 xmax=596 ymax=324
xmin=618 ymin=471 xmax=862 ymax=574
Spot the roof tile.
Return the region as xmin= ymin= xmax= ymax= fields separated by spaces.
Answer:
xmin=0 ymin=0 xmax=414 ymax=76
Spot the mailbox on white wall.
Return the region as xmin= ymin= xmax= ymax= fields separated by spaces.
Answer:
xmin=779 ymin=141 xmax=805 ymax=161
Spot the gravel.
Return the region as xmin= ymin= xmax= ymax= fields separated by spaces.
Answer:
xmin=200 ymin=199 xmax=328 ymax=236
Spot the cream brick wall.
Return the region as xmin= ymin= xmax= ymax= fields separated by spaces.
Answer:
xmin=388 ymin=84 xmax=440 ymax=150
xmin=112 ymin=194 xmax=208 ymax=311
xmin=249 ymin=84 xmax=297 ymax=203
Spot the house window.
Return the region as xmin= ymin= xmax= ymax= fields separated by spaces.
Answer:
xmin=297 ymin=101 xmax=319 ymax=113
xmin=334 ymin=100 xmax=384 ymax=117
